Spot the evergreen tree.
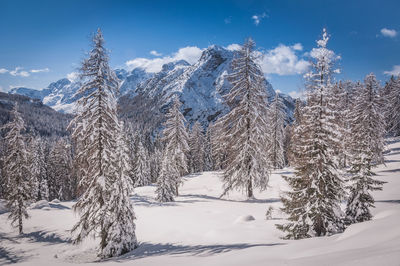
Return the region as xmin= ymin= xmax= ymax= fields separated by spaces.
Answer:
xmin=268 ymin=93 xmax=286 ymax=169
xmin=69 ymin=29 xmax=137 ymax=258
xmin=208 ymin=122 xmax=226 ymax=170
xmin=28 ymin=136 xmax=49 ymax=201
xmin=102 ymin=122 xmax=138 ymax=257
xmin=387 ymin=76 xmax=400 ymax=136
xmin=161 ymin=96 xmax=189 ymax=195
xmin=48 ymin=138 xmax=74 ymax=200
xmin=277 ymin=29 xmax=345 ymax=239
xmin=345 ymin=80 xmax=385 ymax=224
xmin=287 ymin=99 xmax=303 ymax=166
xmin=189 ymin=121 xmax=206 ymax=173
xmin=204 ymin=124 xmax=214 ymax=171
xmin=132 ymin=138 xmax=151 ymax=187
xmin=1 ymin=104 xmax=33 ymax=234
xmin=155 ymin=148 xmax=178 ymax=202
xmin=218 ymin=38 xmax=270 ymax=199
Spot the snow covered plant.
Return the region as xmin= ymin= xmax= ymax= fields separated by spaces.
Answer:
xmin=277 ymin=29 xmax=345 ymax=239
xmin=217 ymin=38 xmax=271 ymax=199
xmin=1 ymin=104 xmax=33 ymax=235
xmin=68 ymin=29 xmax=137 ymax=258
xmin=345 ymin=76 xmax=386 ymax=224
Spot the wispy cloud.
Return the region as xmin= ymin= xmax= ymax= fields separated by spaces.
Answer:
xmin=380 ymin=28 xmax=397 ymax=38
xmin=30 ymin=68 xmax=49 ymax=73
xmin=225 ymin=43 xmax=241 ymax=51
xmin=289 ymin=90 xmax=305 ymax=99
xmin=252 ymin=12 xmax=267 ymax=26
xmin=126 ymin=46 xmax=203 ymax=72
xmin=67 ymin=72 xmax=79 ymax=82
xmin=10 ymin=67 xmax=30 ymax=77
xmin=150 ymin=50 xmax=162 ymax=56
xmin=224 ymin=16 xmax=232 ymax=24
xmin=0 ymin=66 xmax=50 ymax=77
xmin=384 ymin=65 xmax=400 ymax=76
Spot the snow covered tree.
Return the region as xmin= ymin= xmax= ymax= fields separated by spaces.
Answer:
xmin=218 ymin=38 xmax=270 ymax=199
xmin=345 ymin=80 xmax=385 ymax=224
xmin=48 ymin=138 xmax=75 ymax=200
xmin=268 ymin=93 xmax=286 ymax=169
xmin=1 ymin=104 xmax=33 ymax=234
xmin=208 ymin=121 xmax=227 ymax=170
xmin=204 ymin=124 xmax=214 ymax=171
xmin=387 ymin=76 xmax=400 ymax=136
xmin=132 ymin=138 xmax=151 ymax=187
xmin=277 ymin=29 xmax=345 ymax=239
xmin=381 ymin=76 xmax=397 ymax=133
xmin=102 ymin=122 xmax=138 ymax=257
xmin=287 ymin=99 xmax=303 ymax=166
xmin=69 ymin=29 xmax=137 ymax=258
xmin=161 ymin=96 xmax=189 ymax=195
xmin=155 ymin=148 xmax=178 ymax=202
xmin=28 ymin=136 xmax=49 ymax=201
xmin=189 ymin=121 xmax=206 ymax=173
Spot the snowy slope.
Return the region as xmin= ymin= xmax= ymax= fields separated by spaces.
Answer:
xmin=1 ymin=139 xmax=399 ymax=265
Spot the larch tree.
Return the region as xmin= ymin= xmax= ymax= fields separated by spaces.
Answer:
xmin=1 ymin=104 xmax=33 ymax=235
xmin=345 ymin=79 xmax=385 ymax=224
xmin=277 ymin=29 xmax=345 ymax=239
xmin=268 ymin=93 xmax=286 ymax=169
xmin=161 ymin=96 xmax=189 ymax=195
xmin=155 ymin=148 xmax=178 ymax=202
xmin=387 ymin=76 xmax=400 ymax=136
xmin=218 ymin=38 xmax=270 ymax=199
xmin=68 ymin=29 xmax=137 ymax=258
xmin=189 ymin=121 xmax=206 ymax=173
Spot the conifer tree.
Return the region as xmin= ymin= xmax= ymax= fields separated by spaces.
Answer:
xmin=268 ymin=93 xmax=286 ymax=169
xmin=204 ymin=124 xmax=214 ymax=171
xmin=1 ymin=104 xmax=33 ymax=234
xmin=189 ymin=121 xmax=206 ymax=173
xmin=161 ymin=96 xmax=189 ymax=195
xmin=381 ymin=76 xmax=397 ymax=133
xmin=69 ymin=29 xmax=137 ymax=258
xmin=287 ymin=99 xmax=303 ymax=166
xmin=29 ymin=136 xmax=49 ymax=201
xmin=387 ymin=76 xmax=400 ymax=136
xmin=218 ymin=38 xmax=270 ymax=199
xmin=155 ymin=148 xmax=178 ymax=202
xmin=345 ymin=80 xmax=385 ymax=224
xmin=277 ymin=29 xmax=345 ymax=239
xmin=132 ymin=138 xmax=151 ymax=187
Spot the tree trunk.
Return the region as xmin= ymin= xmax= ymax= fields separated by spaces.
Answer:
xmin=247 ymin=179 xmax=253 ymax=199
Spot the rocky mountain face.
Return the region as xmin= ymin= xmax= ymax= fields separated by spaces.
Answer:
xmin=9 ymin=45 xmax=295 ymax=131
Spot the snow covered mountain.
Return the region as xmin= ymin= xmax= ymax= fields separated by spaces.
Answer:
xmin=9 ymin=45 xmax=295 ymax=128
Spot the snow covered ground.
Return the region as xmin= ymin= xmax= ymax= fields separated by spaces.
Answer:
xmin=1 ymin=140 xmax=400 ymax=266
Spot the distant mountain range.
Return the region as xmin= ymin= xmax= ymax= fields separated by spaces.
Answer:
xmin=9 ymin=45 xmax=295 ymax=130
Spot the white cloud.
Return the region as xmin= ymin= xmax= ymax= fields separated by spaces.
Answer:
xmin=259 ymin=44 xmax=310 ymax=75
xmin=150 ymin=50 xmax=162 ymax=56
xmin=225 ymin=43 xmax=241 ymax=51
xmin=252 ymin=12 xmax=267 ymax=26
xmin=67 ymin=72 xmax=79 ymax=82
xmin=0 ymin=68 xmax=8 ymax=74
xmin=381 ymin=28 xmax=397 ymax=38
xmin=384 ymin=65 xmax=400 ymax=76
xmin=126 ymin=46 xmax=204 ymax=73
xmin=30 ymin=68 xmax=49 ymax=73
xmin=224 ymin=17 xmax=232 ymax=24
xmin=9 ymin=67 xmax=30 ymax=77
xmin=289 ymin=90 xmax=304 ymax=99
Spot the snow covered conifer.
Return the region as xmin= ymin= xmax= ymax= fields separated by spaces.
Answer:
xmin=1 ymin=104 xmax=33 ymax=234
xmin=132 ymin=138 xmax=151 ymax=187
xmin=69 ymin=29 xmax=137 ymax=258
xmin=387 ymin=76 xmax=400 ymax=136
xmin=345 ymin=80 xmax=385 ymax=224
xmin=155 ymin=148 xmax=178 ymax=202
xmin=29 ymin=136 xmax=49 ymax=201
xmin=161 ymin=96 xmax=189 ymax=195
xmin=218 ymin=38 xmax=270 ymax=199
xmin=277 ymin=29 xmax=345 ymax=239
xmin=102 ymin=122 xmax=138 ymax=257
xmin=189 ymin=121 xmax=206 ymax=173
xmin=268 ymin=93 xmax=286 ymax=169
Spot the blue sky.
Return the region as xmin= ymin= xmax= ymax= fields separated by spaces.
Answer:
xmin=0 ymin=0 xmax=399 ymax=96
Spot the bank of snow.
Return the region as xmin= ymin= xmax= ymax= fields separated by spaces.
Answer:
xmin=1 ymin=140 xmax=400 ymax=266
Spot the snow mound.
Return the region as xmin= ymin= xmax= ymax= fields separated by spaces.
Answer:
xmin=51 ymin=199 xmax=61 ymax=203
xmin=235 ymin=215 xmax=256 ymax=223
xmin=30 ymin=200 xmax=50 ymax=209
